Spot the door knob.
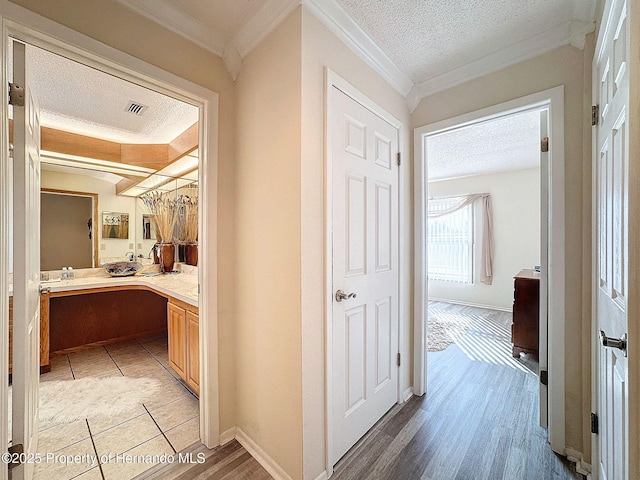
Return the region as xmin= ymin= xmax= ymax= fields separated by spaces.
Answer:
xmin=599 ymin=330 xmax=627 ymax=357
xmin=335 ymin=289 xmax=357 ymax=302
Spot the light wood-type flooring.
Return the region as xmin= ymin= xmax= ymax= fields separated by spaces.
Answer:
xmin=141 ymin=302 xmax=584 ymax=480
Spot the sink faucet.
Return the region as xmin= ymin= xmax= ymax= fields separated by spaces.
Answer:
xmin=125 ymin=251 xmax=134 ymax=262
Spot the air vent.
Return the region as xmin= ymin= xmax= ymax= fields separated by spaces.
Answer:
xmin=125 ymin=101 xmax=148 ymax=116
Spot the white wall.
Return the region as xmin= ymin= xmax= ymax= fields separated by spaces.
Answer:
xmin=41 ymin=170 xmax=136 ymax=264
xmin=428 ymin=168 xmax=541 ymax=310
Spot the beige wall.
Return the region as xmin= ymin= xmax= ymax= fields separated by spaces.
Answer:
xmin=234 ymin=9 xmax=303 ymax=479
xmin=301 ymin=8 xmax=412 ymax=478
xmin=9 ymin=0 xmax=238 ymax=435
xmin=412 ymin=43 xmax=593 ymax=460
xmin=428 ymin=168 xmax=541 ymax=310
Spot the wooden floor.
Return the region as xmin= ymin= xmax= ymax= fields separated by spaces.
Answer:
xmin=332 ymin=302 xmax=584 ymax=480
xmin=138 ymin=302 xmax=584 ymax=480
xmin=134 ymin=440 xmax=271 ymax=480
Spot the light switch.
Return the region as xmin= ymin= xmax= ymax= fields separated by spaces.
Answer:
xmin=137 ymin=243 xmax=142 ymax=250
xmin=129 ymin=243 xmax=134 ymax=249
xmin=100 ymin=243 xmax=106 ymax=250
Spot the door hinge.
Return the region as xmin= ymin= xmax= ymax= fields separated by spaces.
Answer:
xmin=7 ymin=443 xmax=24 ymax=471
xmin=8 ymin=82 xmax=24 ymax=107
xmin=591 ymin=412 xmax=599 ymax=435
xmin=396 ymin=352 xmax=401 ymax=367
xmin=592 ymin=105 xmax=599 ymax=126
xmin=397 ymin=152 xmax=401 ymax=166
xmin=540 ymin=369 xmax=548 ymax=386
xmin=540 ymin=137 xmax=549 ymax=153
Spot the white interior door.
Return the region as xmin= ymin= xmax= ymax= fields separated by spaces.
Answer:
xmin=539 ymin=109 xmax=549 ymax=429
xmin=11 ymin=40 xmax=41 ymax=480
xmin=594 ymin=0 xmax=631 ymax=478
xmin=331 ymin=86 xmax=399 ymax=463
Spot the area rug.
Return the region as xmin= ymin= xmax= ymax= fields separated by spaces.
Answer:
xmin=38 ymin=376 xmax=161 ymax=423
xmin=427 ymin=310 xmax=473 ymax=352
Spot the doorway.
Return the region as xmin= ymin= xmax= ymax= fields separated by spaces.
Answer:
xmin=414 ymin=87 xmax=566 ymax=453
xmin=1 ymin=12 xmax=220 ymax=480
xmin=41 ymin=190 xmax=97 ymax=270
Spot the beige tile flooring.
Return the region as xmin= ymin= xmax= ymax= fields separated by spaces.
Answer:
xmin=34 ymin=333 xmax=200 ymax=480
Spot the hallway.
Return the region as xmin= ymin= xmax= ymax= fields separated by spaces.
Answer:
xmin=331 ymin=303 xmax=583 ymax=480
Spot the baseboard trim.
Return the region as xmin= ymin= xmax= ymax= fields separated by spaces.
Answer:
xmin=219 ymin=426 xmax=237 ymax=445
xmin=428 ymin=297 xmax=511 ymax=312
xmin=565 ymin=448 xmax=592 ymax=476
xmin=236 ymin=428 xmax=294 ymax=480
xmin=402 ymin=387 xmax=414 ymax=402
xmin=313 ymin=472 xmax=328 ymax=480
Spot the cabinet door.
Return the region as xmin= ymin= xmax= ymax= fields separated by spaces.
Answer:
xmin=186 ymin=311 xmax=199 ymax=395
xmin=167 ymin=303 xmax=187 ymax=379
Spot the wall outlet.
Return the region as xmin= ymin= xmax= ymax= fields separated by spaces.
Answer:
xmin=137 ymin=243 xmax=142 ymax=250
xmin=129 ymin=243 xmax=134 ymax=249
xmin=100 ymin=243 xmax=106 ymax=250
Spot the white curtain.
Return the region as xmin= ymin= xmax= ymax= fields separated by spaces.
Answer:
xmin=427 ymin=193 xmax=494 ymax=285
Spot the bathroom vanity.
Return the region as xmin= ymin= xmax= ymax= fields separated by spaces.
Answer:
xmin=16 ymin=268 xmax=200 ymax=393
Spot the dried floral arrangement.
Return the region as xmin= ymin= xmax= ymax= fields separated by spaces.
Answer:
xmin=176 ymin=194 xmax=198 ymax=244
xmin=140 ymin=191 xmax=179 ymax=243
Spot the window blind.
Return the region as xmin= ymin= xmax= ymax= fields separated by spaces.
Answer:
xmin=427 ymin=197 xmax=473 ymax=283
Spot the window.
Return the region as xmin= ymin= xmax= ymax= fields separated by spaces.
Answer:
xmin=427 ymin=198 xmax=474 ymax=283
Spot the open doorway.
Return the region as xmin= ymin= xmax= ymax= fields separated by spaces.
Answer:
xmin=425 ymin=108 xmax=543 ymax=376
xmin=8 ymin=40 xmax=204 ymax=479
xmin=413 ymin=87 xmax=566 ymax=453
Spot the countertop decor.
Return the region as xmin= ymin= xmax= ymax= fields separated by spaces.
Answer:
xmin=103 ymin=261 xmax=143 ymax=277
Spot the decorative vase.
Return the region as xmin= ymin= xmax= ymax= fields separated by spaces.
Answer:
xmin=185 ymin=243 xmax=198 ymax=266
xmin=156 ymin=242 xmax=175 ymax=273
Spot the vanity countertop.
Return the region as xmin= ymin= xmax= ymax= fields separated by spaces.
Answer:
xmin=19 ymin=269 xmax=198 ymax=308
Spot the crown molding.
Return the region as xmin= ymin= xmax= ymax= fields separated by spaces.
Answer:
xmin=407 ymin=19 xmax=595 ymax=112
xmin=114 ymin=0 xmax=226 ymax=55
xmin=303 ymin=0 xmax=413 ymax=97
xmin=233 ymin=0 xmax=301 ymax=58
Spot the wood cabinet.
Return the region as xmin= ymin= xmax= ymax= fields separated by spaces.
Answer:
xmin=9 ymin=294 xmax=51 ymax=374
xmin=512 ymin=269 xmax=540 ymax=357
xmin=167 ymin=300 xmax=199 ymax=395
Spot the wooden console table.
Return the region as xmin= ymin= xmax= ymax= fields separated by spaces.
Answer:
xmin=512 ymin=269 xmax=540 ymax=357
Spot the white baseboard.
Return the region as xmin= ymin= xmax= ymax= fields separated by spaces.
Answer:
xmin=565 ymin=448 xmax=592 ymax=476
xmin=236 ymin=428 xmax=294 ymax=480
xmin=402 ymin=387 xmax=414 ymax=402
xmin=219 ymin=426 xmax=237 ymax=445
xmin=313 ymin=472 xmax=328 ymax=480
xmin=428 ymin=297 xmax=511 ymax=312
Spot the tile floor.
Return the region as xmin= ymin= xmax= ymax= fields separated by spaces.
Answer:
xmin=34 ymin=333 xmax=200 ymax=480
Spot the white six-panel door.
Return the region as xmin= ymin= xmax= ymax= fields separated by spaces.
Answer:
xmin=12 ymin=40 xmax=41 ymax=480
xmin=331 ymin=86 xmax=399 ymax=463
xmin=594 ymin=0 xmax=631 ymax=478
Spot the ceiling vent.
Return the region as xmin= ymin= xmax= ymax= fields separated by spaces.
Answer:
xmin=125 ymin=101 xmax=148 ymax=116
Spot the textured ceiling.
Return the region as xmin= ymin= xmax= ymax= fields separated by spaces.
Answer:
xmin=427 ymin=109 xmax=541 ymax=181
xmin=337 ymin=0 xmax=574 ymax=82
xmin=26 ymin=45 xmax=198 ymax=144
xmin=115 ymin=0 xmax=594 ymax=102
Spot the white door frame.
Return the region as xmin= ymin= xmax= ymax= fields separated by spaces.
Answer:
xmin=0 ymin=0 xmax=220 ymax=458
xmin=324 ymin=69 xmax=404 ymax=475
xmin=413 ymin=86 xmax=566 ymax=454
